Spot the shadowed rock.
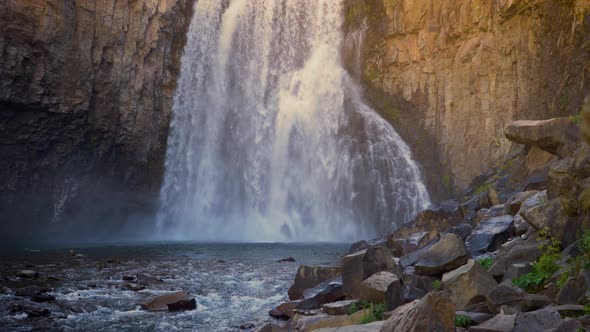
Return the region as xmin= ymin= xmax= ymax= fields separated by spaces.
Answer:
xmin=380 ymin=292 xmax=455 ymax=332
xmin=442 ymin=259 xmax=497 ymax=310
xmin=414 ymin=234 xmax=468 ymax=276
xmin=288 ymin=265 xmax=341 ymax=300
xmin=140 ymin=290 xmax=193 ymax=312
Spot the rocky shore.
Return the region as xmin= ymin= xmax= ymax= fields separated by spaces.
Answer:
xmin=263 ymin=110 xmax=590 ymax=331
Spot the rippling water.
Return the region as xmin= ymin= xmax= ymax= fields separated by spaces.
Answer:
xmin=0 ymin=243 xmax=347 ymax=331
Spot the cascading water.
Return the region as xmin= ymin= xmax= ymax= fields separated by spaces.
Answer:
xmin=157 ymin=0 xmax=430 ymax=242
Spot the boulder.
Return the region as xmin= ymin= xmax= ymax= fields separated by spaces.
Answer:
xmin=469 ymin=313 xmax=516 ymax=332
xmin=401 ymin=272 xmax=436 ymax=294
xmin=451 ymin=223 xmax=474 ymax=241
xmin=322 ymin=300 xmax=359 ymax=316
xmin=360 ymin=271 xmax=399 ymax=304
xmin=415 ymin=234 xmax=469 ymax=276
xmin=524 ymin=146 xmax=558 ymax=173
xmin=488 ymin=238 xmax=543 ymax=281
xmin=467 ymin=215 xmax=515 ymax=256
xmin=341 ymin=247 xmax=399 ymax=298
xmin=401 ymin=284 xmax=426 ymax=303
xmin=556 ymin=275 xmax=587 ymax=305
xmin=380 ymin=292 xmax=455 ymax=332
xmin=31 ymin=293 xmax=55 ymax=302
xmin=288 ymin=265 xmax=341 ymax=300
xmin=504 ymin=118 xmax=580 ymax=158
xmin=442 ymin=259 xmax=497 ymax=310
xmin=16 ymin=270 xmax=38 ymax=279
xmin=257 ymin=323 xmax=286 ymax=332
xmin=520 ymin=197 xmax=578 ymax=247
xmin=295 ymin=283 xmax=345 ymax=310
xmin=548 ymin=158 xmax=576 ymax=199
xmin=486 ymin=281 xmax=526 ymax=314
xmin=314 ymin=321 xmax=385 ymax=332
xmin=506 ymin=191 xmax=539 ymax=215
xmin=269 ymin=301 xmax=300 ymax=319
xmin=385 ymin=276 xmax=404 ymax=310
xmin=513 ymin=308 xmax=563 ymax=332
xmin=140 ymin=290 xmax=193 ymax=312
xmin=167 ymin=298 xmax=197 ymax=311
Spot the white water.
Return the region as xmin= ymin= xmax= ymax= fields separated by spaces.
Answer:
xmin=157 ymin=0 xmax=430 ymax=242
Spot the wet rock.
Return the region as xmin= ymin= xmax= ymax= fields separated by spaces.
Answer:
xmin=278 ymin=257 xmax=296 ymax=263
xmin=140 ymin=290 xmax=192 ymax=312
xmin=295 ymin=283 xmax=345 ymax=310
xmin=469 ymin=313 xmax=516 ymax=332
xmin=167 ymin=298 xmax=197 ymax=312
xmin=442 ymin=259 xmax=497 ymax=310
xmin=122 ymin=275 xmax=135 ymax=281
xmin=380 ymin=292 xmax=455 ymax=332
xmin=136 ymin=273 xmax=163 ymax=285
xmin=513 ymin=308 xmax=563 ymax=332
xmin=505 ymin=118 xmax=580 ymax=158
xmin=257 ymin=323 xmax=285 ymax=332
xmin=16 ymin=270 xmax=38 ymax=279
xmin=341 ymin=247 xmax=399 ymax=298
xmin=360 ymin=271 xmax=399 ymax=304
xmin=322 ymin=300 xmax=359 ymax=316
xmin=288 ymin=265 xmax=341 ymax=300
xmin=269 ymin=301 xmax=300 ymax=319
xmin=32 ymin=293 xmax=56 ymax=302
xmin=467 ymin=215 xmax=514 ymax=256
xmin=237 ymin=322 xmax=255 ymax=330
xmin=14 ymin=286 xmax=51 ymax=297
xmin=414 ymin=233 xmax=468 ymax=276
xmin=10 ymin=304 xmax=51 ymax=317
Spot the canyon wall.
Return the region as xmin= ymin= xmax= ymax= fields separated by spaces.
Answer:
xmin=0 ymin=0 xmax=193 ymax=242
xmin=345 ymin=0 xmax=590 ymax=197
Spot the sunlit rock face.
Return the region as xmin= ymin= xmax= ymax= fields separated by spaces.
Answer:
xmin=345 ymin=0 xmax=590 ymax=194
xmin=157 ymin=0 xmax=430 ymax=242
xmin=0 ymin=0 xmax=193 ymax=242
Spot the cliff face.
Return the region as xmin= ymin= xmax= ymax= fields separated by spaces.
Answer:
xmin=0 ymin=0 xmax=193 ymax=242
xmin=345 ymin=0 xmax=590 ymax=197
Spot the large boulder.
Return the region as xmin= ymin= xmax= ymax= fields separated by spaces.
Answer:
xmin=415 ymin=234 xmax=469 ymax=276
xmin=488 ymin=237 xmax=543 ymax=281
xmin=442 ymin=259 xmax=498 ymax=310
xmin=513 ymin=308 xmax=564 ymax=332
xmin=322 ymin=300 xmax=359 ymax=316
xmin=295 ymin=283 xmax=345 ymax=310
xmin=380 ymin=292 xmax=455 ymax=332
xmin=469 ymin=313 xmax=516 ymax=332
xmin=520 ymin=197 xmax=578 ymax=247
xmin=504 ymin=117 xmax=580 ymax=158
xmin=288 ymin=265 xmax=341 ymax=300
xmin=341 ymin=247 xmax=399 ymax=298
xmin=360 ymin=271 xmax=399 ymax=304
xmin=486 ymin=281 xmax=526 ymax=314
xmin=524 ymin=146 xmax=558 ymax=173
xmin=556 ymin=275 xmax=587 ymax=305
xmin=467 ymin=215 xmax=515 ymax=256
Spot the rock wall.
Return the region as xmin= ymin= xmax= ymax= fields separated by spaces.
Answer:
xmin=344 ymin=0 xmax=590 ymax=197
xmin=0 ymin=0 xmax=193 ymax=243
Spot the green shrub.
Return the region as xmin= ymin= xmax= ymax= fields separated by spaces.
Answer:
xmin=475 ymin=182 xmax=493 ymax=195
xmin=432 ymin=280 xmax=442 ymax=291
xmin=455 ymin=314 xmax=472 ymax=328
xmin=359 ymin=303 xmax=386 ymax=324
xmin=571 ymin=114 xmax=582 ymax=125
xmin=477 ymin=256 xmax=494 ymax=270
xmin=347 ymin=303 xmax=360 ymax=316
xmin=513 ymin=229 xmax=561 ymax=292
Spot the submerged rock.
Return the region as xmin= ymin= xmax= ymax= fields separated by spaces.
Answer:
xmin=167 ymin=298 xmax=197 ymax=312
xmin=278 ymin=257 xmax=296 ymax=263
xmin=140 ymin=290 xmax=194 ymax=312
xmin=16 ymin=270 xmax=38 ymax=279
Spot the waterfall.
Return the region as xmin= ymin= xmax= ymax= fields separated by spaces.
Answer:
xmin=157 ymin=0 xmax=430 ymax=242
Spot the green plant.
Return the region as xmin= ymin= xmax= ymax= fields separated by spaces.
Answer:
xmin=477 ymin=256 xmax=494 ymax=270
xmin=432 ymin=280 xmax=442 ymax=291
xmin=455 ymin=314 xmax=472 ymax=328
xmin=347 ymin=303 xmax=360 ymax=316
xmin=513 ymin=229 xmax=561 ymax=292
xmin=571 ymin=113 xmax=582 ymax=125
xmin=475 ymin=182 xmax=493 ymax=195
xmin=359 ymin=303 xmax=386 ymax=324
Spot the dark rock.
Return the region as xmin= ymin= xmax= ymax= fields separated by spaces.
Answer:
xmin=122 ymin=275 xmax=135 ymax=281
xmin=295 ymin=283 xmax=345 ymax=310
xmin=237 ymin=322 xmax=255 ymax=330
xmin=278 ymin=257 xmax=296 ymax=263
xmin=442 ymin=259 xmax=497 ymax=310
xmin=167 ymin=298 xmax=197 ymax=312
xmin=506 ymin=191 xmax=540 ymax=215
xmin=302 ymin=277 xmax=342 ymax=299
xmin=16 ymin=270 xmax=38 ymax=278
xmin=489 ymin=238 xmax=543 ymax=281
xmin=469 ymin=313 xmax=516 ymax=332
xmin=122 ymin=283 xmax=145 ymax=292
xmin=467 ymin=215 xmax=515 ymax=256
xmin=486 ymin=281 xmax=526 ymax=314
xmin=401 ymin=284 xmax=426 ymax=303
xmin=385 ymin=276 xmax=404 ymax=309
xmin=415 ymin=233 xmax=469 ymax=276
xmin=401 ymin=271 xmax=437 ymax=294
xmin=380 ymin=292 xmax=455 ymax=332
xmin=455 ymin=310 xmax=494 ymax=325
xmin=341 ymin=246 xmax=399 ymax=298
xmin=14 ymin=286 xmax=50 ymax=297
xmin=269 ymin=301 xmax=299 ymax=319
xmin=27 ymin=308 xmax=52 ymax=317
xmin=513 ymin=308 xmax=563 ymax=332
xmin=140 ymin=290 xmax=191 ymax=312
xmin=556 ymin=275 xmax=587 ymax=305
xmin=256 ymin=323 xmax=285 ymax=332
xmin=32 ymin=293 xmax=55 ymax=302
xmin=288 ymin=265 xmax=340 ymax=300
xmin=521 ymin=294 xmax=553 ymax=312
xmin=136 ymin=273 xmax=163 ymax=285
xmin=451 ymin=223 xmax=474 ymax=241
